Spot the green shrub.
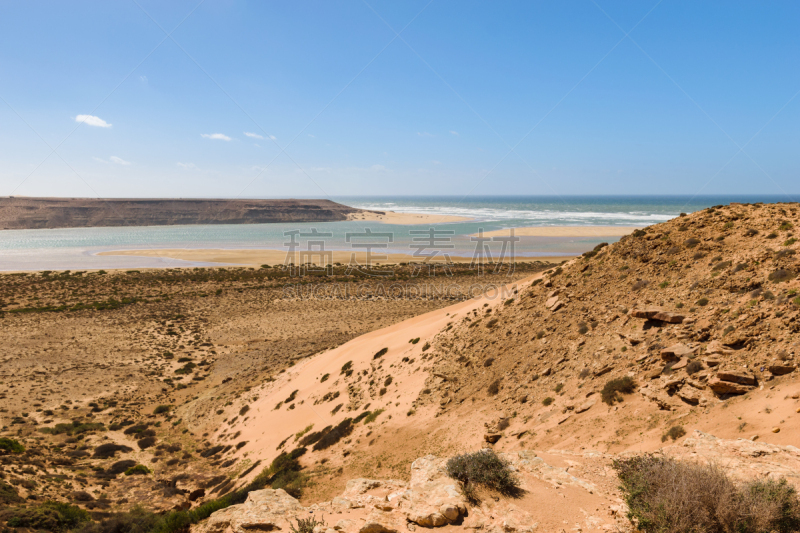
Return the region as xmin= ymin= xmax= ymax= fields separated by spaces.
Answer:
xmin=696 ymin=297 xmax=709 ymax=306
xmin=312 ymin=418 xmax=353 ymax=451
xmin=542 ymin=397 xmax=554 ymax=406
xmin=6 ymin=501 xmax=90 ymax=532
xmin=153 ymin=405 xmax=172 ymax=415
xmin=0 ymin=480 xmax=23 ymax=504
xmin=340 ymin=361 xmax=353 ymax=375
xmin=320 ymin=373 xmax=330 ymax=382
xmin=601 ymin=376 xmax=636 ymax=405
xmin=240 ymin=404 xmax=250 ymax=416
xmin=373 ymin=347 xmax=388 ymax=359
xmin=445 ymin=449 xmax=521 ymax=499
xmin=40 ymin=421 xmax=105 ymax=435
xmin=409 ymin=337 xmax=420 ymax=344
xmin=0 ymin=437 xmax=25 ymax=454
xmin=124 ymin=464 xmax=151 ymax=476
xmin=769 ymin=269 xmax=796 ymax=283
xmin=363 ymin=409 xmax=385 ymax=424
xmin=614 ymin=454 xmax=800 ymax=533
xmin=290 ymin=515 xmax=327 ymax=533
xmin=487 ymin=379 xmax=501 ymax=396
xmin=661 ymin=425 xmax=686 ymax=442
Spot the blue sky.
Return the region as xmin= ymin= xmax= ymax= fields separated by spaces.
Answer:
xmin=1 ymin=1 xmax=798 ymax=198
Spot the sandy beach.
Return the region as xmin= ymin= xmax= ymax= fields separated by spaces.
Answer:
xmin=474 ymin=225 xmax=641 ymax=237
xmin=97 ymin=248 xmax=572 ymax=266
xmin=347 ymin=210 xmax=471 ymax=224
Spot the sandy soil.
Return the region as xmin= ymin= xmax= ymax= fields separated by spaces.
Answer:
xmin=473 ymin=225 xmax=641 ymax=237
xmin=97 ymin=248 xmax=574 ymax=266
xmin=347 ymin=210 xmax=471 ymax=224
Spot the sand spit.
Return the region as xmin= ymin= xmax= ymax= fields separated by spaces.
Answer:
xmin=0 ymin=197 xmax=373 ymax=230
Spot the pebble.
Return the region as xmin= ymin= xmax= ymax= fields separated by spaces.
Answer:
xmin=772 ymin=427 xmax=781 ymax=433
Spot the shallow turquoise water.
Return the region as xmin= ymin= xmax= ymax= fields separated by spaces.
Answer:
xmin=0 ymin=195 xmax=789 ymax=270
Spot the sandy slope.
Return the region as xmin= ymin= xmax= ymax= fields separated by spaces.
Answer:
xmin=205 ymin=274 xmax=537 ymax=475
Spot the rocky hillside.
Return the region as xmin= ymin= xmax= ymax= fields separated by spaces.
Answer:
xmin=169 ymin=202 xmax=800 ymax=532
xmin=0 ymin=197 xmax=372 ymax=229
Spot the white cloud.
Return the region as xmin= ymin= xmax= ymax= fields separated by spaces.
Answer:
xmin=244 ymin=132 xmax=264 ymax=139
xmin=449 ymin=130 xmax=459 ymax=136
xmin=109 ymin=156 xmax=131 ymax=166
xmin=308 ymin=134 xmax=315 ymax=138
xmin=177 ymin=162 xmax=198 ymax=170
xmin=201 ymin=133 xmax=232 ymax=141
xmin=416 ymin=132 xmax=433 ymax=137
xmin=75 ymin=114 xmax=112 ymax=128
xmin=93 ymin=156 xmax=131 ymax=165
xmin=269 ymin=135 xmax=277 ymax=140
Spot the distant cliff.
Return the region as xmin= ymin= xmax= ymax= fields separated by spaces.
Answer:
xmin=0 ymin=197 xmax=374 ymax=230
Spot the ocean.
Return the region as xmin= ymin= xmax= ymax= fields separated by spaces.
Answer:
xmin=0 ymin=195 xmax=791 ymax=271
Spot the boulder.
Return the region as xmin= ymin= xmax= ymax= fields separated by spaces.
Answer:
xmin=677 ymin=387 xmax=700 ymax=405
xmin=661 ymin=343 xmax=695 ymax=361
xmin=194 ymin=489 xmax=304 ymax=533
xmin=706 ymin=340 xmax=732 ymax=356
xmin=652 ymin=311 xmax=685 ymax=324
xmin=708 ymin=378 xmax=755 ymax=395
xmin=484 ymin=433 xmax=501 ymax=444
xmin=671 ymin=358 xmax=688 ymax=370
xmin=716 ymin=370 xmax=757 ymax=386
xmin=631 ymin=307 xmax=663 ymax=319
xmin=545 ymin=296 xmax=559 ymax=309
xmin=575 ymin=398 xmax=596 ymax=413
xmin=768 ymin=365 xmax=796 ymax=376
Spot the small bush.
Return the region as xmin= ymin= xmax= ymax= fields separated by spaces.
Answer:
xmin=633 ymin=280 xmax=650 ymax=291
xmin=6 ymin=502 xmax=90 ymax=532
xmin=291 ymin=515 xmax=327 ymax=533
xmin=487 ymin=379 xmax=501 ymax=396
xmin=410 ymin=337 xmax=420 ymax=344
xmin=661 ymin=425 xmax=686 ymax=442
xmin=614 ymin=454 xmax=800 ymax=533
xmin=577 ymin=322 xmax=589 ymax=334
xmin=313 ymin=418 xmax=354 ymax=451
xmin=696 ymin=297 xmax=709 ymax=306
xmin=0 ymin=437 xmax=25 ymax=454
xmin=686 ymin=361 xmax=703 ymax=374
xmin=484 ymin=358 xmax=494 ymax=367
xmin=373 ymin=347 xmax=388 ymax=359
xmin=298 ymin=426 xmax=332 ymax=447
xmin=601 ymin=376 xmax=636 ymax=405
xmin=769 ymin=269 xmax=796 ymax=283
xmin=445 ymin=449 xmax=521 ymax=499
xmin=320 ymin=373 xmax=330 ymax=382
xmin=1 ymin=480 xmax=23 ymax=504
xmin=124 ymin=464 xmax=151 ymax=476
xmin=542 ymin=397 xmax=554 ymax=406
xmin=363 ymin=409 xmax=384 ymax=424
xmin=92 ymin=443 xmax=133 ymax=458
xmin=137 ymin=436 xmax=157 ymax=450
xmin=684 ymin=237 xmax=701 ymax=247
xmin=153 ymin=404 xmax=172 ymax=415
xmin=340 ymin=361 xmax=353 ymax=375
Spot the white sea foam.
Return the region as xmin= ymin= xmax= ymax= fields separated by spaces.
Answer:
xmin=350 ymin=203 xmax=676 ymax=224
